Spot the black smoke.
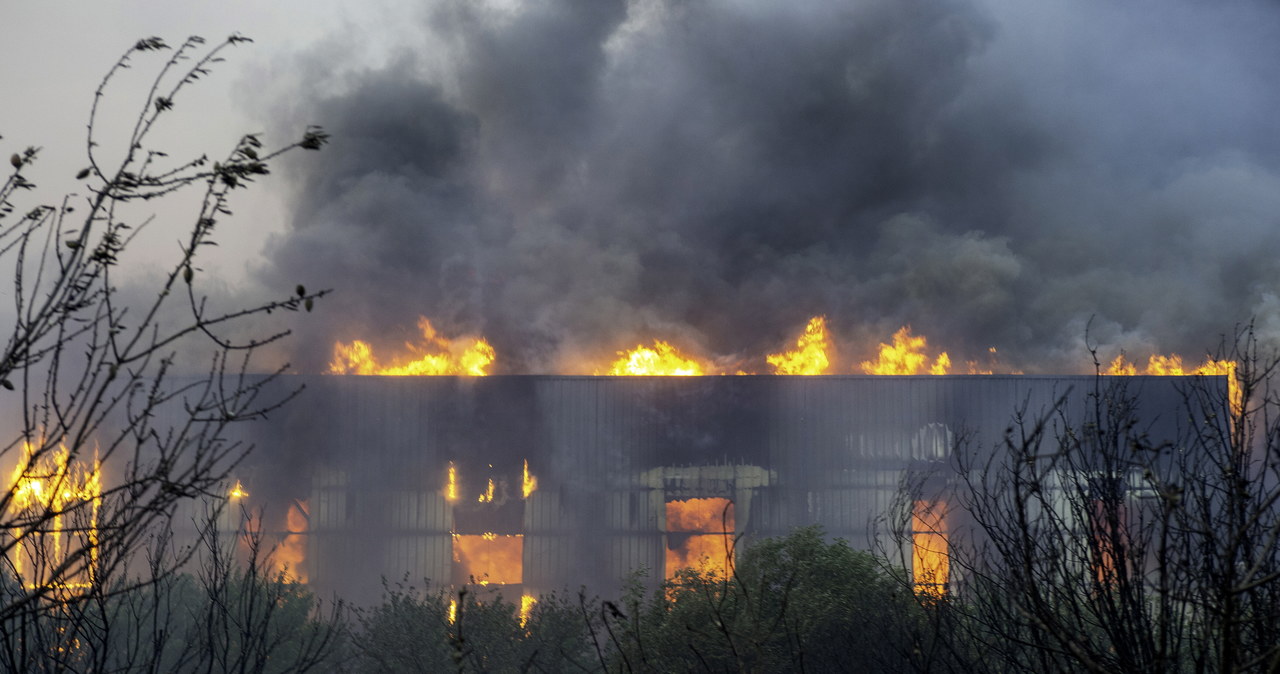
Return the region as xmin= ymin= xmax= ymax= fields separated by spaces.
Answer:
xmin=257 ymin=0 xmax=1280 ymax=374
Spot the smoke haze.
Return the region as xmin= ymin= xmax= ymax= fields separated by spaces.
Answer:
xmin=256 ymin=0 xmax=1280 ymax=374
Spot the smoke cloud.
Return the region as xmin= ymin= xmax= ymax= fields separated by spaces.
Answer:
xmin=256 ymin=0 xmax=1280 ymax=374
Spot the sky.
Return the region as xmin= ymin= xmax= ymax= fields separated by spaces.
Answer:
xmin=5 ymin=0 xmax=1280 ymax=375
xmin=0 ymin=1 xmax=409 ymax=279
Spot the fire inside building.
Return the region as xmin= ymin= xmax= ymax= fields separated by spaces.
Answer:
xmin=216 ymin=373 xmax=1207 ymax=607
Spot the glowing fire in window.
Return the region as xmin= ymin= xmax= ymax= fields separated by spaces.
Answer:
xmin=665 ymin=498 xmax=734 ymax=580
xmin=767 ymin=316 xmax=831 ymax=375
xmin=607 ymin=341 xmax=707 ymax=376
xmin=273 ymin=499 xmax=309 ymax=583
xmin=1090 ymin=497 xmax=1127 ymax=585
xmin=912 ymin=500 xmax=948 ymax=597
xmin=453 ymin=533 xmax=523 ymax=585
xmin=6 ymin=441 xmax=102 ymax=589
xmin=328 ymin=316 xmax=495 ymax=376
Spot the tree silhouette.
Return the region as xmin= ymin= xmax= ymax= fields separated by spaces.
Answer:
xmin=0 ymin=35 xmax=336 ymax=669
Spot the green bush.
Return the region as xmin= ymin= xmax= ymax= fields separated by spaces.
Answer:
xmin=607 ymin=526 xmax=929 ymax=673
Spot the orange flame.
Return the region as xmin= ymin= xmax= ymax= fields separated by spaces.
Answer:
xmin=329 ymin=317 xmax=495 ymax=376
xmin=607 ymin=341 xmax=706 ymax=376
xmin=1105 ymin=354 xmax=1138 ymax=376
xmin=767 ymin=316 xmax=832 ymax=375
xmin=522 ymin=460 xmax=537 ymax=499
xmin=1107 ymin=353 xmax=1239 ymax=413
xmin=861 ymin=326 xmax=952 ymax=375
xmin=7 ymin=441 xmax=102 ymax=589
xmin=666 ymin=498 xmax=734 ymax=580
xmin=478 ymin=479 xmax=496 ymax=504
xmin=446 ymin=462 xmax=459 ymax=502
xmin=966 ymin=347 xmax=1000 ymax=375
xmin=274 ymin=500 xmax=309 ymax=583
xmin=519 ymin=594 xmax=537 ymax=628
xmin=912 ymin=500 xmax=948 ymax=597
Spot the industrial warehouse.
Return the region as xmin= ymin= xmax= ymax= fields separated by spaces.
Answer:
xmin=219 ymin=373 xmax=1206 ymax=606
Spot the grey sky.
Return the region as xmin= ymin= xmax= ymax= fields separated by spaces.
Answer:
xmin=0 ymin=1 xmax=409 ymax=280
xmin=6 ymin=1 xmax=1280 ymax=374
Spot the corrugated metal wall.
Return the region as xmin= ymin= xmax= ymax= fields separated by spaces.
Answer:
xmin=224 ymin=374 xmax=1210 ymax=603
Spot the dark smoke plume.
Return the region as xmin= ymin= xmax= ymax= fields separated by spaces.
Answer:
xmin=257 ymin=0 xmax=1280 ymax=374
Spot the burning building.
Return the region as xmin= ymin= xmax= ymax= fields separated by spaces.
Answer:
xmin=219 ymin=373 xmax=1205 ymax=605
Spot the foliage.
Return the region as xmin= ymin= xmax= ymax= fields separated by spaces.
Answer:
xmin=341 ymin=528 xmax=928 ymax=673
xmin=600 ymin=526 xmax=928 ymax=673
xmin=351 ymin=581 xmax=596 ymax=673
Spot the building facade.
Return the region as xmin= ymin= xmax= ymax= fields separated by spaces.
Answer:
xmin=224 ymin=374 xmax=1205 ymax=605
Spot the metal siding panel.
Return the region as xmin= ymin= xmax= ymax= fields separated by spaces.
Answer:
xmin=233 ymin=374 xmax=1211 ymax=601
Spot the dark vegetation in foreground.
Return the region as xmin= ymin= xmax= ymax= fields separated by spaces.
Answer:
xmin=351 ymin=526 xmax=927 ymax=673
xmin=64 ymin=525 xmax=934 ymax=672
xmin=3 ymin=525 xmax=935 ymax=672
